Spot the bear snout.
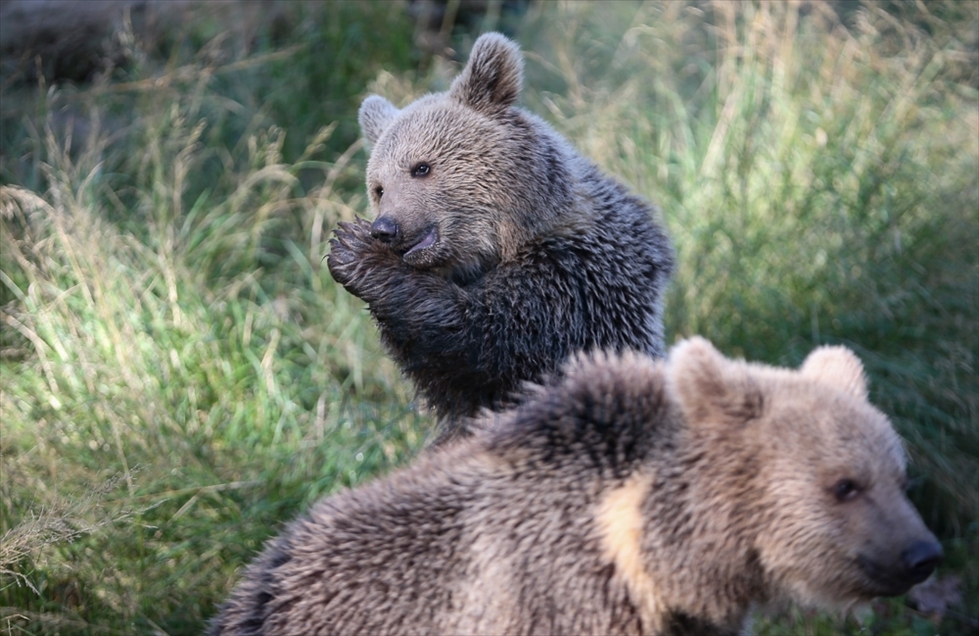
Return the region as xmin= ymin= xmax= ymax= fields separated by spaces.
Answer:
xmin=856 ymin=537 xmax=942 ymax=596
xmin=370 ymin=217 xmax=400 ymax=244
xmin=901 ymin=539 xmax=943 ymax=584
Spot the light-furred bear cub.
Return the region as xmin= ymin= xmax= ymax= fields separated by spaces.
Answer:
xmin=327 ymin=33 xmax=673 ymax=441
xmin=209 ymin=338 xmax=942 ymax=636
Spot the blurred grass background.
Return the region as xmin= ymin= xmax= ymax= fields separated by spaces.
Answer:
xmin=0 ymin=1 xmax=975 ymax=634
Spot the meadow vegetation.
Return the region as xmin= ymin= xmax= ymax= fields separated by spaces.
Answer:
xmin=1 ymin=1 xmax=976 ymax=634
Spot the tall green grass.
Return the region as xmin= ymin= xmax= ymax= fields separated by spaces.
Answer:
xmin=0 ymin=98 xmax=424 ymax=635
xmin=1 ymin=1 xmax=976 ymax=634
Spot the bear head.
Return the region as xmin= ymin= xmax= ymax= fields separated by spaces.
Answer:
xmin=668 ymin=338 xmax=941 ymax=610
xmin=357 ymin=33 xmax=571 ymax=279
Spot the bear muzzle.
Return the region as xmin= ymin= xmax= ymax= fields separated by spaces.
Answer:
xmin=405 ymin=227 xmax=438 ymax=256
xmin=856 ymin=538 xmax=942 ymax=596
xmin=371 ymin=216 xmax=440 ymax=263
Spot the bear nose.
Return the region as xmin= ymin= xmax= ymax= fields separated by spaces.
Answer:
xmin=370 ymin=217 xmax=400 ymax=244
xmin=901 ymin=540 xmax=943 ymax=584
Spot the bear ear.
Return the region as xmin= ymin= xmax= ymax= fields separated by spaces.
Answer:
xmin=359 ymin=95 xmax=400 ymax=148
xmin=669 ymin=337 xmax=764 ymax=427
xmin=799 ymin=346 xmax=868 ymax=400
xmin=450 ymin=32 xmax=523 ymax=114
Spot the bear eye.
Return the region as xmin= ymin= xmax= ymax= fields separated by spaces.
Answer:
xmin=374 ymin=185 xmax=384 ymax=199
xmin=832 ymin=479 xmax=860 ymax=502
xmin=410 ymin=162 xmax=431 ymax=178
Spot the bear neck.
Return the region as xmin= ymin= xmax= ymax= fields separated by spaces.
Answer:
xmin=498 ymin=109 xmax=579 ymax=249
xmin=639 ymin=425 xmax=770 ymax=631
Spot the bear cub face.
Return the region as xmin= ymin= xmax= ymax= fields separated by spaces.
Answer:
xmin=358 ymin=33 xmax=562 ymax=279
xmin=669 ymin=339 xmax=943 ymax=610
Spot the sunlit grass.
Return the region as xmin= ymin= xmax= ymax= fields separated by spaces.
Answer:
xmin=0 ymin=115 xmax=426 ymax=632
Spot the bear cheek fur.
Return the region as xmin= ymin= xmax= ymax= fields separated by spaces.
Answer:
xmin=745 ymin=415 xmax=864 ymax=607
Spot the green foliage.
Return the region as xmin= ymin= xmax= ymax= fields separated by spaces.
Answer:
xmin=0 ymin=99 xmax=424 ymax=633
xmin=1 ymin=1 xmax=976 ymax=634
xmin=0 ymin=1 xmax=420 ymax=203
xmin=0 ymin=126 xmax=418 ymax=630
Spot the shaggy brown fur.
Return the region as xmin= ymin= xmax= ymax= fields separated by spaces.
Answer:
xmin=209 ymin=339 xmax=941 ymax=635
xmin=328 ymin=33 xmax=673 ymax=439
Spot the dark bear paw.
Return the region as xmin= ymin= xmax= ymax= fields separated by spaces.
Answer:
xmin=327 ymin=218 xmax=401 ymax=302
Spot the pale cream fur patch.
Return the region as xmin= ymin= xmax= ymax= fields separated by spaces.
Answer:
xmin=595 ymin=473 xmax=664 ymax=632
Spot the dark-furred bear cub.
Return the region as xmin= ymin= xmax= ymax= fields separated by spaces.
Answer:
xmin=328 ymin=33 xmax=673 ymax=441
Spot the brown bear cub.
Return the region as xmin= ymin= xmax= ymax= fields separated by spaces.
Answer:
xmin=209 ymin=339 xmax=941 ymax=636
xmin=328 ymin=33 xmax=673 ymax=440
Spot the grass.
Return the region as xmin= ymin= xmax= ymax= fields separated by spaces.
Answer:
xmin=1 ymin=1 xmax=976 ymax=634
xmin=0 ymin=99 xmax=423 ymax=635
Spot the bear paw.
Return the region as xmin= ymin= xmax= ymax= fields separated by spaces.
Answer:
xmin=327 ymin=218 xmax=400 ymax=302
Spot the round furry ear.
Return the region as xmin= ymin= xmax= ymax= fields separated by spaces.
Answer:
xmin=799 ymin=346 xmax=868 ymax=400
xmin=358 ymin=95 xmax=400 ymax=148
xmin=668 ymin=337 xmax=764 ymax=427
xmin=450 ymin=32 xmax=523 ymax=113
